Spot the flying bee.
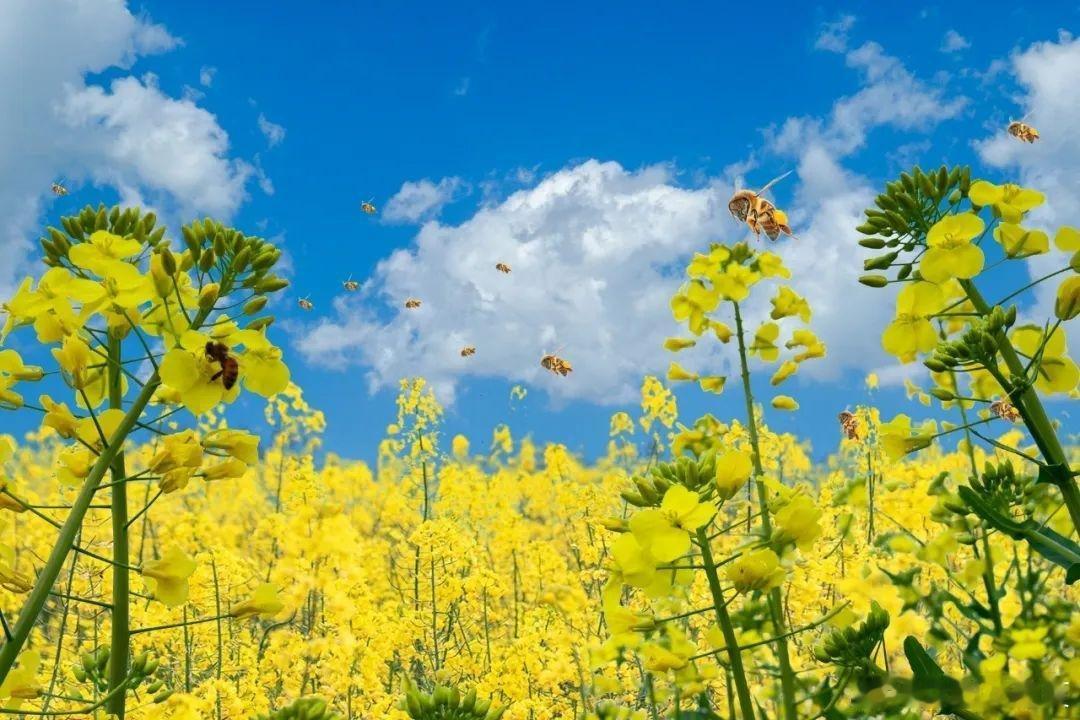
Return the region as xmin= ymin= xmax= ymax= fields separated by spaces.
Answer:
xmin=51 ymin=181 xmax=69 ymax=196
xmin=1007 ymin=119 xmax=1039 ymax=143
xmin=728 ymin=171 xmax=795 ymax=241
xmin=495 ymin=262 xmax=511 ymax=274
xmin=540 ymin=352 xmax=572 ymax=377
xmin=342 ymin=276 xmax=359 ymax=291
xmin=990 ymin=398 xmax=1020 ymax=423
xmin=461 ymin=346 xmax=476 ymax=357
xmin=838 ymin=410 xmax=859 ymax=441
xmin=205 ymin=341 xmax=239 ymax=390
xmin=298 ymin=296 xmax=314 ymax=311
xmin=360 ymin=198 xmax=377 ymax=215
xmin=404 ymin=298 xmax=421 ymax=309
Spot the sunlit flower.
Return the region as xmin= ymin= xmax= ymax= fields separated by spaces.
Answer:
xmin=878 ymin=413 xmax=936 ymax=461
xmin=230 ymin=582 xmax=285 ymax=619
xmin=141 ymin=547 xmax=197 ymax=608
xmin=770 ymin=286 xmax=811 ymax=322
xmin=609 ymin=533 xmax=657 ymax=589
xmin=0 ymin=649 xmax=40 ymax=708
xmin=201 ymin=429 xmax=260 ymax=464
xmin=882 ymin=282 xmax=943 ymax=362
xmin=1009 ymin=627 xmax=1048 ymax=660
xmin=771 ymin=395 xmax=798 ymax=411
xmin=725 ymin=548 xmax=785 ymax=593
xmin=715 ymin=451 xmax=752 ymax=501
xmin=69 ymin=230 xmax=143 ymax=274
xmin=667 ymin=362 xmax=699 ymax=383
xmin=920 ymin=213 xmax=985 ymax=284
xmin=629 ymin=485 xmax=714 ymax=562
xmin=671 ymin=281 xmax=720 ymax=335
xmin=159 ymin=331 xmax=241 ymax=414
xmin=749 ymin=322 xmax=780 ymax=362
xmin=968 ymin=180 xmax=1045 ymax=223
xmin=993 ymin=223 xmax=1049 ymax=258
xmin=774 ymin=495 xmax=822 ymax=550
xmin=1010 ymin=325 xmax=1078 ymax=395
xmin=663 ymin=337 xmax=697 ymax=352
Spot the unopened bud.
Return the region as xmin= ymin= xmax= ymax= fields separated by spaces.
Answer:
xmin=199 ymin=283 xmax=220 ymax=311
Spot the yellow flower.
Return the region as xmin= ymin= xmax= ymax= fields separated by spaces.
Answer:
xmin=786 ymin=329 xmax=826 ymax=362
xmin=160 ymin=332 xmax=241 ymax=415
xmin=715 ymin=451 xmax=752 ymax=501
xmin=771 ymin=395 xmax=799 ymax=411
xmin=920 ymin=213 xmax=985 ymax=284
xmin=233 ymin=329 xmax=290 ymax=397
xmin=230 ymin=583 xmax=285 ymax=619
xmin=0 ymin=543 xmax=32 ymax=593
xmin=141 ymin=547 xmax=197 ymax=608
xmin=68 ymin=230 xmax=143 ymax=275
xmin=51 ymin=334 xmax=92 ymax=386
xmin=452 ymin=434 xmax=470 ymax=458
xmin=201 ymin=429 xmax=260 ymax=464
xmin=769 ymin=286 xmax=811 ymax=322
xmin=993 ymin=223 xmax=1049 ymax=258
xmin=1010 ymin=325 xmax=1078 ymax=395
xmin=666 ymin=362 xmax=699 ymax=383
xmin=774 ymin=495 xmax=822 ymax=550
xmin=771 ymin=360 xmax=798 ymax=386
xmin=609 ymin=533 xmax=657 ymax=589
xmin=149 ymin=430 xmax=205 ymax=474
xmin=629 ymin=485 xmax=714 ymax=562
xmin=57 ymin=445 xmax=94 ymax=488
xmin=671 ymin=281 xmax=720 ymax=335
xmin=878 ymin=414 xmax=936 ymax=461
xmin=202 ymin=458 xmax=248 ymax=480
xmin=709 ymin=321 xmax=733 ymax=343
xmin=663 ymin=337 xmax=697 ymax=352
xmin=75 ymin=408 xmax=125 ymax=450
xmin=714 ymin=263 xmax=760 ymax=302
xmin=756 ymin=251 xmax=791 ymax=279
xmin=1009 ymin=627 xmax=1048 ymax=660
xmin=749 ymin=322 xmax=780 ymax=362
xmin=1055 ymin=226 xmax=1080 ymax=251
xmin=968 ymin=180 xmax=1045 ymax=223
xmin=0 ymin=649 xmax=40 ymax=708
xmin=725 ymin=548 xmax=785 ymax=593
xmin=882 ymin=282 xmax=943 ymax=362
xmin=1057 ymin=276 xmax=1080 ymax=321
xmin=39 ymin=395 xmax=79 ymax=438
xmin=698 ymin=376 xmax=726 ymax=394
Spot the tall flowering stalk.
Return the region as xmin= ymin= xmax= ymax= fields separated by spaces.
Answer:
xmin=858 ymin=166 xmax=1080 ymax=578
xmin=0 ymin=204 xmax=291 ymax=716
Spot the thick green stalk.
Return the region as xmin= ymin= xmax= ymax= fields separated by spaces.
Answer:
xmin=107 ymin=337 xmax=131 ymax=719
xmin=732 ymin=302 xmax=798 ymax=720
xmin=0 ymin=370 xmax=161 ymax=684
xmin=696 ymin=528 xmax=755 ymax=720
xmin=958 ymin=279 xmax=1080 ymax=533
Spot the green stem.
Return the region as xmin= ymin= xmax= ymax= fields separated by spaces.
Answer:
xmin=732 ymin=301 xmax=798 ymax=720
xmin=696 ymin=528 xmax=755 ymax=720
xmin=959 ymin=279 xmax=1080 ymax=533
xmin=106 ymin=336 xmax=130 ymax=720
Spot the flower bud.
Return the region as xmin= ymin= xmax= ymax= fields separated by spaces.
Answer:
xmin=255 ymin=276 xmax=289 ymax=293
xmin=858 ymin=274 xmax=888 ymax=288
xmin=150 ymin=255 xmax=173 ymax=298
xmin=858 ymin=238 xmax=886 ymax=249
xmin=198 ymin=249 xmax=216 ymax=273
xmin=243 ymin=296 xmax=268 ymax=315
xmin=199 ymin=283 xmax=220 ymax=311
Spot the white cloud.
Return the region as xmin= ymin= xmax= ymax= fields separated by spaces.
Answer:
xmin=298 ymin=160 xmax=730 ymax=404
xmin=383 ymin=177 xmax=467 ymax=223
xmin=815 ymin=15 xmax=856 ymax=53
xmin=0 ymin=0 xmax=256 ymax=297
xmin=453 ymin=77 xmax=471 ymax=96
xmin=257 ymin=113 xmax=286 ymax=147
xmin=974 ymin=32 xmax=1080 ymax=346
xmin=941 ymin=30 xmax=971 ymax=53
xmin=199 ymin=65 xmax=216 ymax=87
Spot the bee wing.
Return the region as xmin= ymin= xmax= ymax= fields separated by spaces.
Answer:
xmin=755 ymin=170 xmax=793 ymax=196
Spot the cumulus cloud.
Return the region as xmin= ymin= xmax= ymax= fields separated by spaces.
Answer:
xmin=257 ymin=113 xmax=286 ymax=147
xmin=941 ymin=30 xmax=971 ymax=53
xmin=199 ymin=65 xmax=217 ymax=87
xmin=299 ymin=161 xmax=730 ymax=404
xmin=974 ymin=32 xmax=1080 ymax=343
xmin=383 ymin=177 xmax=467 ymax=223
xmin=0 ymin=0 xmax=257 ymax=297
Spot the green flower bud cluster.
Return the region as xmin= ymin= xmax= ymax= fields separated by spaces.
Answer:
xmin=400 ymin=681 xmax=505 ymax=720
xmin=856 ymin=165 xmax=971 ymax=288
xmin=924 ymin=307 xmax=1015 ymax=373
xmin=812 ymin=602 xmax=890 ymax=668
xmin=43 ymin=204 xmax=166 ymax=267
xmin=253 ymin=696 xmax=342 ymax=720
xmin=958 ymin=461 xmax=1038 ymax=520
xmin=621 ymin=451 xmax=717 ymax=507
xmin=71 ymin=646 xmax=170 ymax=703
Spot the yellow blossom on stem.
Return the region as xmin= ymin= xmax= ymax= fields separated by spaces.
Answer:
xmin=1009 ymin=627 xmax=1048 ymax=660
xmin=882 ymin=282 xmax=944 ymax=362
xmin=68 ymin=230 xmax=143 ymax=274
xmin=1055 ymin=226 xmax=1080 ymax=251
xmin=968 ymin=180 xmax=1045 ymax=223
xmin=671 ymin=281 xmax=720 ymax=335
xmin=698 ymin=376 xmax=726 ymax=394
xmin=774 ymin=495 xmax=823 ymax=550
xmin=771 ymin=395 xmax=799 ymax=411
xmin=141 ymin=547 xmax=197 ymax=608
xmin=715 ymin=450 xmax=752 ymax=501
xmin=202 ymin=458 xmax=248 ymax=480
xmin=230 ymin=582 xmax=284 ymax=620
xmin=0 ymin=649 xmax=40 ymax=708
xmin=994 ymin=223 xmax=1049 ymax=258
xmin=1010 ymin=325 xmax=1078 ymax=395
xmin=667 ymin=362 xmax=699 ymax=383
xmin=663 ymin=337 xmax=697 ymax=352
xmin=725 ymin=548 xmax=785 ymax=593
xmin=39 ymin=395 xmax=79 ymax=438
xmin=160 ymin=332 xmax=241 ymax=415
xmin=609 ymin=533 xmax=657 ymax=589
xmin=629 ymin=485 xmax=714 ymax=562
xmin=749 ymin=322 xmax=780 ymax=362
xmin=201 ymin=429 xmax=260 ymax=464
xmin=878 ymin=413 xmax=937 ymax=461
xmin=771 ymin=360 xmax=798 ymax=386
xmin=920 ymin=213 xmax=985 ymax=284
xmin=770 ymin=286 xmax=811 ymax=322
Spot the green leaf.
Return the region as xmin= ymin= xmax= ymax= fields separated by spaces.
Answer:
xmin=903 ymin=637 xmax=963 ymax=709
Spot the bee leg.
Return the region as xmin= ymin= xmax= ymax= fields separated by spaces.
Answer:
xmin=211 ymin=370 xmax=223 ymax=382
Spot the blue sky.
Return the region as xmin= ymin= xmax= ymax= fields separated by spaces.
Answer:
xmin=4 ymin=1 xmax=1079 ymax=463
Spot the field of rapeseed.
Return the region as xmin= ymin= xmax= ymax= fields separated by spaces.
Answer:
xmin=0 ymin=164 xmax=1077 ymax=720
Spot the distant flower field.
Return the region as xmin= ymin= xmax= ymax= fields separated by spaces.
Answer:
xmin=0 ymin=164 xmax=1077 ymax=719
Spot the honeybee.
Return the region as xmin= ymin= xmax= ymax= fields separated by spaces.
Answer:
xmin=298 ymin=296 xmax=313 ymax=311
xmin=360 ymin=198 xmax=377 ymax=215
xmin=540 ymin=352 xmax=572 ymax=377
xmin=51 ymin=181 xmax=69 ymax=196
xmin=838 ymin=410 xmax=859 ymax=441
xmin=460 ymin=346 xmax=476 ymax=357
xmin=1007 ymin=120 xmax=1039 ymax=143
xmin=728 ymin=171 xmax=794 ymax=241
xmin=495 ymin=263 xmax=511 ymax=274
xmin=404 ymin=298 xmax=421 ymax=309
xmin=342 ymin=276 xmax=359 ymax=291
xmin=205 ymin=341 xmax=239 ymax=390
xmin=990 ymin=398 xmax=1020 ymax=423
